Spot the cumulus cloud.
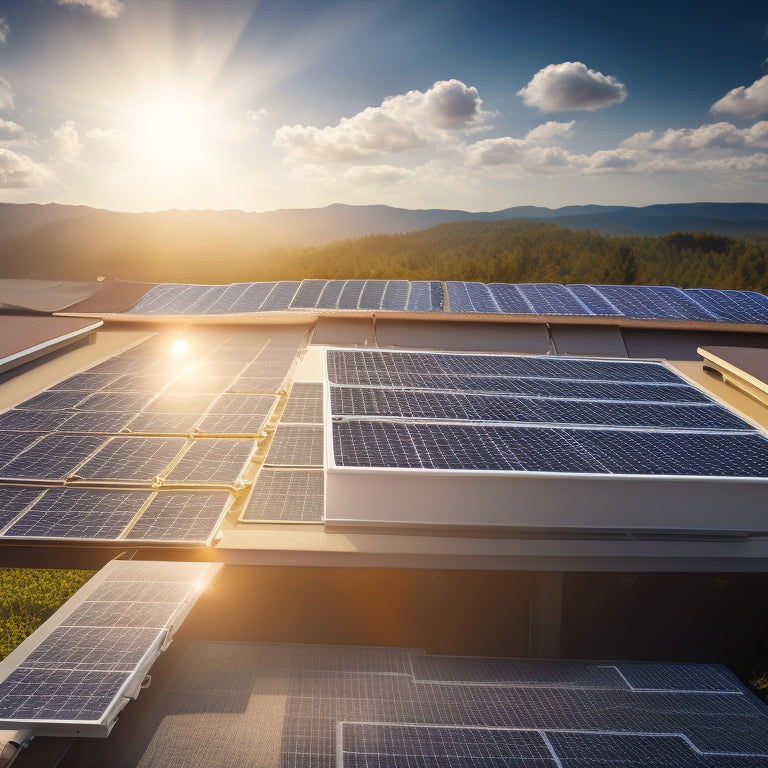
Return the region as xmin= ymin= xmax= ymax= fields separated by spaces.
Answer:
xmin=644 ymin=121 xmax=768 ymax=153
xmin=0 ymin=148 xmax=52 ymax=188
xmin=51 ymin=121 xmax=82 ymax=166
xmin=517 ymin=62 xmax=627 ymax=112
xmin=0 ymin=17 xmax=9 ymax=45
xmin=343 ymin=165 xmax=416 ymax=186
xmin=711 ymin=74 xmax=768 ymax=120
xmin=0 ymin=77 xmax=14 ymax=111
xmin=0 ymin=119 xmax=31 ymax=147
xmin=55 ymin=0 xmax=124 ymax=19
xmin=275 ymin=79 xmax=488 ymax=162
xmin=524 ymin=121 xmax=575 ymax=145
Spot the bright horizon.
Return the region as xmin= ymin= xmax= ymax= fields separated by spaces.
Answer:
xmin=0 ymin=0 xmax=767 ymax=214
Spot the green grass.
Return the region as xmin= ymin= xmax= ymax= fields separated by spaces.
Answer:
xmin=0 ymin=568 xmax=95 ymax=659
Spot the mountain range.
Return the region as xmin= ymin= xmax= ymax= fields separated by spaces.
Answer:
xmin=0 ymin=201 xmax=766 ymax=281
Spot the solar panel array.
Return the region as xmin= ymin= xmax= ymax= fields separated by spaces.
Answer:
xmin=0 ymin=560 xmax=219 ymax=736
xmin=127 ymin=642 xmax=767 ymax=768
xmin=0 ymin=330 xmax=303 ymax=545
xmin=122 ymin=281 xmax=768 ymax=325
xmin=328 ymin=349 xmax=768 ymax=477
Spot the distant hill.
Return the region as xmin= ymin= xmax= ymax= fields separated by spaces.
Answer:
xmin=0 ymin=201 xmax=767 ymax=281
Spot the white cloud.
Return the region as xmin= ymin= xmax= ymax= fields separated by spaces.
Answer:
xmin=711 ymin=74 xmax=768 ymax=120
xmin=517 ymin=62 xmax=627 ymax=112
xmin=0 ymin=17 xmax=9 ymax=45
xmin=467 ymin=136 xmax=587 ymax=175
xmin=275 ymin=79 xmax=488 ymax=162
xmin=0 ymin=149 xmax=52 ymax=188
xmin=0 ymin=77 xmax=14 ymax=111
xmin=343 ymin=165 xmax=416 ymax=186
xmin=524 ymin=121 xmax=575 ymax=145
xmin=649 ymin=121 xmax=768 ymax=152
xmin=247 ymin=109 xmax=268 ymax=124
xmin=0 ymin=119 xmax=32 ymax=147
xmin=86 ymin=127 xmax=126 ymax=140
xmin=51 ymin=121 xmax=83 ymax=166
xmin=55 ymin=0 xmax=124 ymax=19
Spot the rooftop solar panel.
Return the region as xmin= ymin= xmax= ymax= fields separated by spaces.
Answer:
xmin=76 ymin=392 xmax=156 ymax=413
xmin=237 ymin=281 xmax=277 ymax=312
xmin=282 ymin=382 xmax=324 ymax=423
xmin=0 ymin=486 xmax=44 ymax=530
xmin=227 ymin=375 xmax=286 ymax=394
xmin=445 ymin=281 xmax=500 ymax=313
xmin=17 ymin=390 xmax=88 ymax=411
xmin=240 ymin=468 xmax=324 ymax=522
xmin=337 ymin=279 xmax=366 ymax=310
xmin=50 ymin=373 xmax=121 ymax=391
xmin=565 ymin=284 xmax=624 ymax=316
xmin=0 ymin=434 xmax=105 ymax=482
xmin=316 ymin=280 xmax=346 ymax=309
xmin=380 ymin=279 xmax=410 ymax=311
xmin=195 ymin=412 xmax=270 ymax=435
xmin=260 ymin=280 xmax=301 ymax=311
xmin=59 ymin=410 xmax=137 ymax=434
xmin=265 ymin=424 xmax=324 ymax=467
xmin=576 ymin=284 xmax=718 ymax=321
xmin=0 ymin=560 xmax=220 ymax=736
xmin=164 ymin=438 xmax=256 ymax=484
xmin=0 ymin=409 xmax=74 ymax=432
xmin=163 ymin=374 xmax=237 ymax=394
xmin=124 ymin=491 xmax=231 ymax=543
xmin=103 ymin=374 xmax=176 ymax=392
xmin=75 ymin=436 xmax=186 ymax=482
xmin=358 ymin=280 xmax=387 ymax=310
xmin=125 ymin=412 xmax=201 ymax=435
xmin=142 ymin=392 xmax=217 ymax=414
xmin=405 ymin=281 xmax=443 ymax=312
xmin=290 ymin=279 xmax=328 ymax=309
xmin=684 ymin=288 xmax=768 ymax=324
xmin=207 ymin=393 xmax=277 ymax=416
xmin=520 ymin=282 xmax=593 ymax=315
xmin=488 ymin=283 xmax=535 ymax=314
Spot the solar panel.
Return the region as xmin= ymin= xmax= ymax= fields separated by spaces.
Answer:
xmin=0 ymin=409 xmax=73 ymax=432
xmin=4 ymin=488 xmax=150 ymax=540
xmin=125 ymin=491 xmax=231 ymax=543
xmin=59 ymin=410 xmax=137 ymax=434
xmin=207 ymin=393 xmax=277 ymax=416
xmin=0 ymin=435 xmax=105 ymax=481
xmin=406 ymin=281 xmax=443 ymax=312
xmin=50 ymin=373 xmax=121 ymax=391
xmin=574 ymin=284 xmax=717 ymax=321
xmin=85 ymin=356 xmax=149 ymax=375
xmin=195 ymin=413 xmax=270 ymax=435
xmin=517 ymin=283 xmax=593 ymax=315
xmin=164 ymin=438 xmax=256 ymax=484
xmin=124 ymin=412 xmax=200 ymax=435
xmin=0 ymin=486 xmax=44 ymax=530
xmin=445 ymin=281 xmax=500 ymax=313
xmin=684 ymin=288 xmax=768 ymax=324
xmin=103 ymin=374 xmax=175 ymax=392
xmin=235 ymin=281 xmax=276 ymax=312
xmin=265 ymin=424 xmax=324 ymax=467
xmin=227 ymin=375 xmax=286 ymax=394
xmin=163 ymin=374 xmax=237 ymax=394
xmin=379 ymin=279 xmax=410 ymax=311
xmin=290 ymin=279 xmax=328 ymax=309
xmin=260 ymin=281 xmax=301 ymax=311
xmin=358 ymin=280 xmax=386 ymax=310
xmin=142 ymin=393 xmax=217 ymax=414
xmin=316 ymin=280 xmax=346 ymax=309
xmin=282 ymin=383 xmax=324 ymax=423
xmin=240 ymin=468 xmax=324 ymax=522
xmin=75 ymin=437 xmax=186 ymax=482
xmin=16 ymin=390 xmax=88 ymax=411
xmin=0 ymin=560 xmax=220 ymax=736
xmin=488 ymin=283 xmax=535 ymax=314
xmin=76 ymin=392 xmax=156 ymax=413
xmin=337 ymin=279 xmax=366 ymax=310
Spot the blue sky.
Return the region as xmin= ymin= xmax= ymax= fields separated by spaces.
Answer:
xmin=0 ymin=0 xmax=766 ymax=212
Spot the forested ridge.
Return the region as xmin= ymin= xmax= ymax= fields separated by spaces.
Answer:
xmin=255 ymin=222 xmax=768 ymax=292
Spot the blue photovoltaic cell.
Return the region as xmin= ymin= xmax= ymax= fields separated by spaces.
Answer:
xmin=239 ymin=281 xmax=277 ymax=312
xmin=566 ymin=284 xmax=624 ymax=316
xmin=17 ymin=390 xmax=88 ymax=411
xmin=488 ymin=283 xmax=536 ymax=314
xmin=164 ymin=438 xmax=256 ymax=483
xmin=290 ymin=280 xmax=327 ymax=309
xmin=85 ymin=356 xmax=149 ymax=375
xmin=358 ymin=280 xmax=387 ymax=310
xmin=125 ymin=491 xmax=230 ymax=542
xmin=0 ymin=409 xmax=73 ymax=432
xmin=125 ymin=412 xmax=200 ymax=435
xmin=0 ymin=435 xmax=105 ymax=481
xmin=75 ymin=437 xmax=186 ymax=481
xmin=569 ymin=429 xmax=768 ymax=477
xmin=0 ymin=433 xmax=43 ymax=470
xmin=227 ymin=375 xmax=286 ymax=394
xmin=241 ymin=468 xmax=324 ymax=521
xmin=446 ymin=281 xmax=500 ymax=313
xmin=202 ymin=283 xmax=251 ymax=314
xmin=615 ymin=663 xmax=741 ymax=693
xmin=577 ymin=284 xmax=717 ymax=321
xmin=207 ymin=394 xmax=277 ymax=416
xmin=684 ymin=288 xmax=768 ymax=324
xmin=266 ymin=424 xmax=324 ymax=466
xmin=76 ymin=392 xmax=156 ymax=413
xmin=517 ymin=283 xmax=593 ymax=315
xmin=127 ymin=284 xmax=197 ymax=314
xmin=316 ymin=280 xmax=346 ymax=309
xmin=50 ymin=373 xmax=121 ymax=391
xmin=4 ymin=487 xmax=150 ymax=540
xmin=337 ymin=280 xmax=366 ymax=309
xmin=282 ymin=383 xmax=324 ymax=423
xmin=196 ymin=412 xmax=269 ymax=435
xmin=58 ymin=411 xmax=137 ymax=434
xmin=380 ymin=280 xmax=410 ymax=311
xmin=260 ymin=281 xmax=301 ymax=311
xmin=0 ymin=486 xmax=44 ymax=530
xmin=406 ymin=281 xmax=442 ymax=312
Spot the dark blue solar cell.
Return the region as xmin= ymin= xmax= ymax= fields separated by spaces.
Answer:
xmin=406 ymin=281 xmax=442 ymax=312
xmin=315 ymin=280 xmax=345 ymax=309
xmin=684 ymin=288 xmax=768 ymax=324
xmin=380 ymin=280 xmax=410 ymax=311
xmin=517 ymin=283 xmax=593 ymax=315
xmin=0 ymin=486 xmax=44 ymax=530
xmin=75 ymin=437 xmax=186 ymax=481
xmin=488 ymin=283 xmax=535 ymax=313
xmin=77 ymin=392 xmax=155 ymax=412
xmin=290 ymin=280 xmax=328 ymax=309
xmin=0 ymin=409 xmax=73 ymax=432
xmin=202 ymin=283 xmax=251 ymax=314
xmin=260 ymin=281 xmax=301 ymax=311
xmin=85 ymin=356 xmax=149 ymax=375
xmin=357 ymin=280 xmax=386 ymax=310
xmin=236 ymin=282 xmax=274 ymax=311
xmin=207 ymin=394 xmax=277 ymax=416
xmin=0 ymin=435 xmax=105 ymax=481
xmin=17 ymin=391 xmax=88 ymax=411
xmin=50 ymin=373 xmax=121 ymax=391
xmin=59 ymin=411 xmax=136 ymax=434
xmin=570 ymin=429 xmax=768 ymax=477
xmin=196 ymin=413 xmax=269 ymax=435
xmin=567 ymin=284 xmax=624 ymax=316
xmin=165 ymin=438 xmax=256 ymax=483
xmin=577 ymin=285 xmax=717 ymax=321
xmin=0 ymin=433 xmax=43 ymax=470
xmin=337 ymin=280 xmax=366 ymax=309
xmin=446 ymin=282 xmax=500 ymax=313
xmin=124 ymin=412 xmax=200 ymax=435
xmin=125 ymin=491 xmax=230 ymax=542
xmin=615 ymin=663 xmax=740 ymax=692
xmin=333 ymin=422 xmax=601 ymax=472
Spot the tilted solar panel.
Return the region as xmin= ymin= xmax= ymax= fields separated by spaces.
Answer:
xmin=684 ymin=288 xmax=768 ymax=324
xmin=265 ymin=424 xmax=324 ymax=467
xmin=241 ymin=468 xmax=324 ymax=522
xmin=445 ymin=281 xmax=500 ymax=313
xmin=518 ymin=283 xmax=593 ymax=315
xmin=575 ymin=284 xmax=717 ymax=321
xmin=337 ymin=279 xmax=366 ymax=309
xmin=164 ymin=438 xmax=257 ymax=484
xmin=0 ymin=434 xmax=106 ymax=482
xmin=290 ymin=279 xmax=328 ymax=309
xmin=74 ymin=436 xmax=186 ymax=482
xmin=260 ymin=281 xmax=301 ymax=311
